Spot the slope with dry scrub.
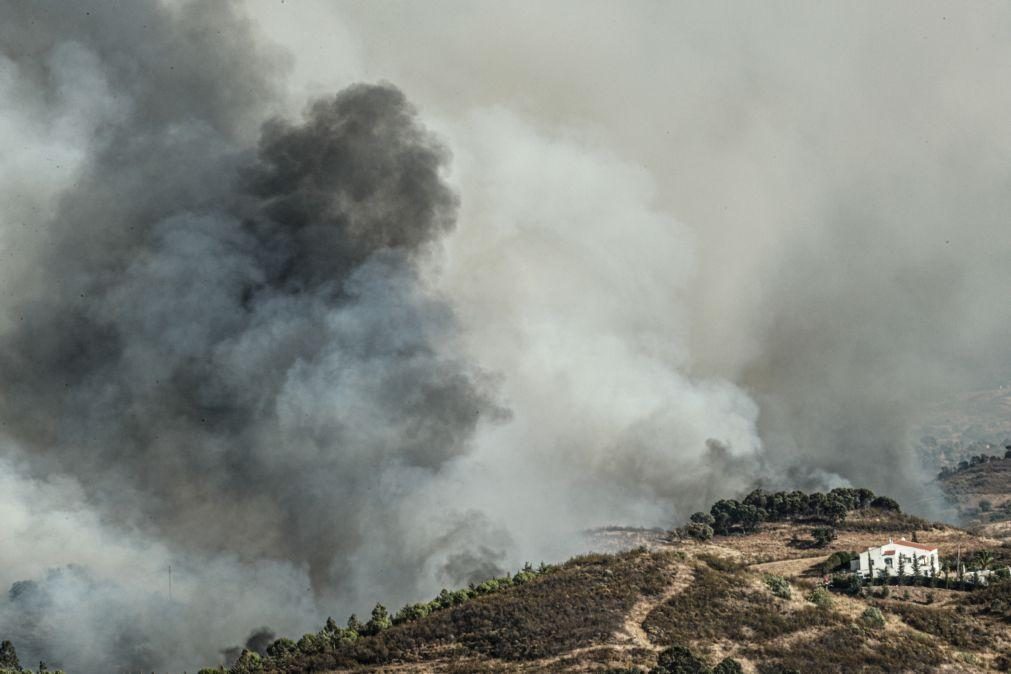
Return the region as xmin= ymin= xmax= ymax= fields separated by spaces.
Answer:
xmin=177 ymin=495 xmax=1011 ymax=673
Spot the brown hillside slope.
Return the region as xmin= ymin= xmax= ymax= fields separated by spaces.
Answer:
xmin=218 ymin=511 xmax=1011 ymax=673
xmin=939 ymin=457 xmax=1011 ymax=542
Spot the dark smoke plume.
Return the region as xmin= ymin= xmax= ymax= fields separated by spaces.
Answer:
xmin=0 ymin=1 xmax=503 ymax=671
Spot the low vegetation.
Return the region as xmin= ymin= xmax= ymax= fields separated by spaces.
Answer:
xmin=882 ymin=602 xmax=991 ymax=650
xmin=643 ymin=564 xmax=840 ymax=646
xmin=754 ymin=624 xmax=945 ymax=673
xmin=200 ymin=548 xmax=675 ymax=672
xmin=159 ymin=488 xmax=1011 ymax=673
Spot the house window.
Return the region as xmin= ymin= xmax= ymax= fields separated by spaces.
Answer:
xmin=884 ymin=558 xmax=893 ymax=567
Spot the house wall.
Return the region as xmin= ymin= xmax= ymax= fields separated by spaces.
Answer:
xmin=851 ymin=544 xmax=939 ymax=578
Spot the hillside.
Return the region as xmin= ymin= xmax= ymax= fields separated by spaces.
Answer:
xmin=187 ymin=495 xmax=1011 ymax=674
xmin=938 ymin=454 xmax=1011 ymax=544
xmin=917 ymin=386 xmax=1011 ymax=455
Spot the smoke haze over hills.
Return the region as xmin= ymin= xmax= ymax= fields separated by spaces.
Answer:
xmin=1 ymin=1 xmax=1010 ymax=671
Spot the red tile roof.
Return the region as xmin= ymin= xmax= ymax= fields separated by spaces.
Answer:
xmin=882 ymin=550 xmax=895 ymax=555
xmin=895 ymin=540 xmax=937 ymax=551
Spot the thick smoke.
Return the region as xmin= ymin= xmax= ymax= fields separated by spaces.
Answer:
xmin=280 ymin=0 xmax=1011 ymax=508
xmin=0 ymin=1 xmax=505 ymax=671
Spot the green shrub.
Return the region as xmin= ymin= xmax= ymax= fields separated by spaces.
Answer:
xmin=830 ymin=573 xmax=862 ymax=595
xmin=861 ymin=606 xmax=885 ymax=628
xmin=820 ymin=551 xmax=854 ymax=574
xmin=650 ymin=644 xmax=708 ymax=673
xmin=811 ymin=527 xmax=838 ymax=548
xmin=680 ymin=522 xmax=714 ymax=541
xmin=807 ymin=587 xmax=834 ymax=609
xmin=764 ymin=574 xmax=792 ymax=599
xmin=713 ymin=658 xmax=744 ymax=673
xmin=870 ymin=496 xmax=901 ymax=512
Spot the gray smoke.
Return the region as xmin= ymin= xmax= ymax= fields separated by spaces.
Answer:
xmin=0 ymin=1 xmax=505 ymax=671
xmin=285 ymin=0 xmax=1011 ymax=510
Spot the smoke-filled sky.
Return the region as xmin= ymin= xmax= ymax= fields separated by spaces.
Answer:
xmin=1 ymin=1 xmax=1010 ymax=671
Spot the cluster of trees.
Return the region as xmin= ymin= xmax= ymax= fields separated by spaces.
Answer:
xmin=204 ymin=562 xmax=557 ymax=674
xmin=937 ymin=446 xmax=1011 ymax=479
xmin=675 ymin=488 xmax=900 ymax=540
xmin=0 ymin=640 xmax=64 ymax=674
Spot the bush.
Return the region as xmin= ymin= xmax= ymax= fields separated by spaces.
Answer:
xmin=820 ymin=551 xmax=854 ymax=575
xmin=680 ymin=522 xmax=714 ymax=541
xmin=650 ymin=645 xmax=708 ymax=673
xmin=870 ymin=496 xmax=901 ymax=512
xmin=811 ymin=526 xmax=837 ymax=548
xmin=764 ymin=574 xmax=792 ymax=599
xmin=807 ymin=587 xmax=834 ymax=609
xmin=690 ymin=511 xmax=715 ymax=526
xmin=861 ymin=606 xmax=885 ymax=628
xmin=829 ymin=573 xmax=862 ymax=595
xmin=713 ymin=659 xmax=744 ymax=673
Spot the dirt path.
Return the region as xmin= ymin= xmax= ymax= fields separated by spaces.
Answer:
xmin=614 ymin=561 xmax=691 ymax=651
xmin=748 ymin=555 xmax=824 ymax=578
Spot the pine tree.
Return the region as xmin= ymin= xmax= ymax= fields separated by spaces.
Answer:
xmin=347 ymin=613 xmax=365 ymax=635
xmin=0 ymin=641 xmax=20 ymax=671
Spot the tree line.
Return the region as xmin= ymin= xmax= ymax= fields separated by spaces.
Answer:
xmin=674 ymin=487 xmax=900 ymax=541
xmin=937 ymin=446 xmax=1011 ymax=480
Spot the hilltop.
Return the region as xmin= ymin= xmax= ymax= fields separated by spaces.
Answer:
xmin=186 ymin=490 xmax=1011 ymax=674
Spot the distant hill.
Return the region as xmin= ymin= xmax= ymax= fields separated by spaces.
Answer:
xmin=915 ymin=385 xmax=1011 ymax=470
xmin=938 ymin=455 xmax=1011 ymax=545
xmin=191 ymin=497 xmax=1010 ymax=674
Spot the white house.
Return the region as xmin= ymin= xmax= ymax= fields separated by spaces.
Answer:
xmin=850 ymin=538 xmax=939 ymax=578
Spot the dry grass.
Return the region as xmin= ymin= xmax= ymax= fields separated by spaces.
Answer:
xmin=258 ymin=511 xmax=1010 ymax=674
